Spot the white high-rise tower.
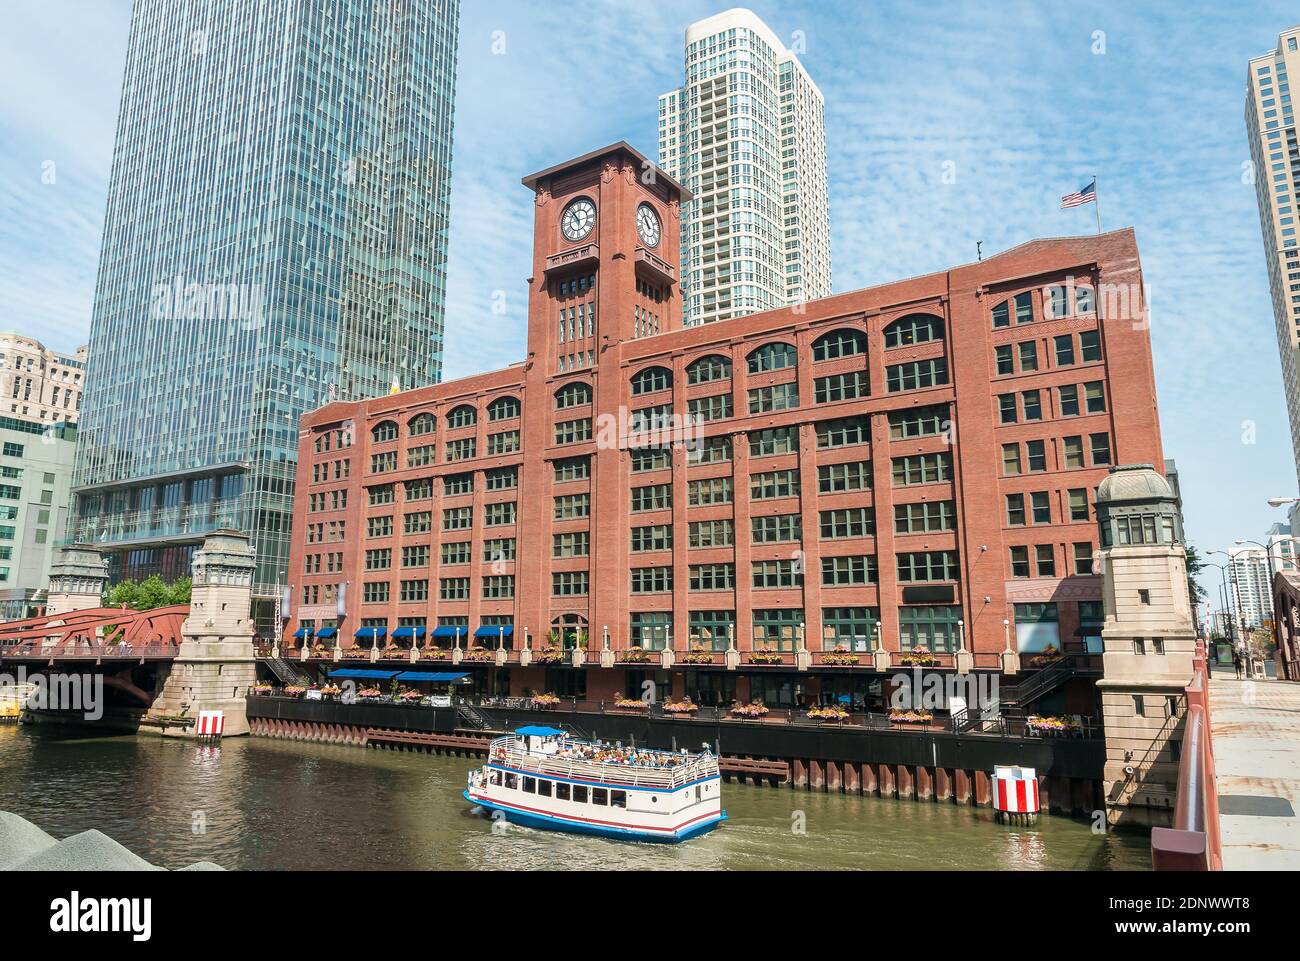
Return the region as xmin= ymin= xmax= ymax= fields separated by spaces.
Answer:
xmin=659 ymin=8 xmax=831 ymax=327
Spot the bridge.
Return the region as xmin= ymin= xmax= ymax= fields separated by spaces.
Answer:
xmin=0 ymin=606 xmax=185 ymax=662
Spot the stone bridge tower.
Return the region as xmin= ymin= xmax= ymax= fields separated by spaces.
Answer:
xmin=45 ymin=545 xmax=109 ymax=616
xmin=1095 ymin=464 xmax=1197 ymax=827
xmin=147 ymin=530 xmax=258 ymax=736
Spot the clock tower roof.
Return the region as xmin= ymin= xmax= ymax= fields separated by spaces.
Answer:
xmin=521 ymin=141 xmax=692 ymax=203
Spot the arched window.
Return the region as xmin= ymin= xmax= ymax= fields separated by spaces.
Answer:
xmin=550 ymin=613 xmax=589 ymax=651
xmin=812 ymin=329 xmax=867 ymax=362
xmin=746 ymin=342 xmax=797 ymax=374
xmin=555 ymin=381 xmax=592 ymax=410
xmin=630 ymin=366 xmax=672 ymax=396
xmin=447 ymin=405 xmax=477 ymax=429
xmin=371 ymin=420 xmax=398 ymax=443
xmin=687 ymin=354 xmax=732 ymax=384
xmin=487 ymin=396 xmax=521 ymax=421
xmin=407 ymin=413 xmax=436 ymax=437
xmin=883 ymin=314 xmax=943 ymax=349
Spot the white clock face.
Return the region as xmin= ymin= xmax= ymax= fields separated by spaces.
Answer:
xmin=561 ymin=198 xmax=596 ymax=242
xmin=636 ymin=203 xmax=661 ymax=248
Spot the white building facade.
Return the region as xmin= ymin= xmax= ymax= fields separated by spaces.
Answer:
xmin=1229 ymin=546 xmax=1273 ymax=629
xmin=659 ymin=8 xmax=831 ymax=327
xmin=1246 ymin=28 xmax=1300 ymax=485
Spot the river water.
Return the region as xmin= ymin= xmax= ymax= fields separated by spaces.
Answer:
xmin=0 ymin=725 xmax=1148 ymax=870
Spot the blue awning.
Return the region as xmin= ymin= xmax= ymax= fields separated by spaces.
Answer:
xmin=392 ymin=626 xmax=428 ymax=640
xmin=292 ymin=628 xmax=309 ymax=639
xmin=474 ymin=625 xmax=514 ymax=639
xmin=328 ymin=669 xmax=401 ymax=680
xmin=354 ymin=627 xmax=387 ymax=640
xmin=395 ymin=671 xmax=470 ymax=683
xmin=514 ymin=725 xmax=565 ymax=738
xmin=316 ymin=627 xmax=338 ymax=640
xmin=432 ymin=626 xmax=468 ymax=639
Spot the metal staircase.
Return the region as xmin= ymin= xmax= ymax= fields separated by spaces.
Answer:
xmin=263 ymin=656 xmax=310 ymax=687
xmin=456 ymin=702 xmax=490 ymax=730
xmin=1001 ymin=658 xmax=1078 ymax=711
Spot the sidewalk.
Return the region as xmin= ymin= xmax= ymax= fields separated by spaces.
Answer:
xmin=1208 ymin=677 xmax=1300 ymax=870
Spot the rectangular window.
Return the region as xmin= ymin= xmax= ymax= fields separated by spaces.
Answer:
xmin=552 ymin=572 xmax=590 ymax=596
xmin=484 ymin=502 xmax=517 ymax=526
xmin=752 ymin=559 xmax=802 ymax=589
xmin=897 ymin=551 xmax=959 ymax=582
xmin=688 ymin=476 xmax=733 ymax=506
xmin=995 ymin=345 xmax=1014 ymax=375
xmin=439 ymin=578 xmax=470 ymax=601
xmin=1090 ymin=432 xmax=1112 ymax=465
xmin=631 ymin=567 xmax=673 ymax=593
xmin=1068 ymin=488 xmax=1089 ymax=521
xmin=484 ymin=538 xmax=516 ymax=562
xmin=886 ymin=358 xmax=948 ymax=392
xmin=1002 ymin=444 xmax=1022 ymax=476
xmin=1006 ymin=493 xmax=1026 ymax=526
xmin=1079 ymin=330 xmax=1101 ymax=362
xmin=1014 ymin=290 xmax=1034 ymax=324
xmin=689 ymin=563 xmax=735 ymax=591
xmin=444 ymin=473 xmax=474 ymax=496
xmin=998 ymin=393 xmax=1017 ymax=424
xmin=1031 ymin=491 xmax=1051 ymax=524
xmin=821 ymin=507 xmax=874 ymax=538
xmin=629 ymin=446 xmax=672 ymax=473
xmin=1010 ymin=546 xmax=1030 ymax=577
xmin=443 ymin=507 xmax=472 ymax=531
xmin=1054 ymin=334 xmax=1075 ymax=367
xmin=1084 ymin=381 xmax=1106 ymax=414
xmin=1018 ymin=341 xmax=1038 ymax=372
xmin=553 ymin=494 xmax=590 ymax=520
xmin=553 ymin=531 xmax=591 ymax=558
xmin=898 ymin=605 xmax=961 ymax=653
xmin=818 ymin=461 xmax=871 ymax=493
xmin=687 ymin=393 xmax=733 ymax=422
xmin=1063 ymin=435 xmax=1084 ymax=469
xmin=888 ymin=404 xmax=947 ymax=440
xmin=554 ymin=456 xmax=591 ymax=482
xmin=752 ymin=513 xmax=802 ymax=543
xmin=748 ymin=427 xmax=797 ymax=458
xmin=750 ymin=470 xmax=799 ymax=500
xmin=486 ymin=467 xmax=518 ymax=491
xmin=892 ymin=453 xmax=951 ymax=485
xmin=1073 ymin=542 xmax=1093 ymax=575
xmin=555 ymin=419 xmax=592 ymax=445
xmin=816 ymin=416 xmax=870 ymax=449
xmin=822 ymin=555 xmax=876 ymax=586
xmin=814 ymin=371 xmax=869 ymax=403
xmin=748 ymin=382 xmax=800 ymax=413
xmin=1035 ymin=544 xmax=1056 ymax=577
xmin=631 ymin=484 xmax=671 ymax=512
xmin=441 ymin=542 xmax=471 ymax=565
xmin=630 ymin=525 xmax=672 ymax=552
xmin=1059 ymin=384 xmax=1080 ymax=416
xmin=482 ymin=575 xmax=515 ymax=599
xmin=688 ymin=519 xmax=734 ymax=549
xmin=1026 ymin=439 xmax=1046 ymax=472
xmin=1022 ymin=390 xmax=1042 ymax=421
xmin=444 ymin=439 xmax=475 ymax=463
xmin=752 ymin=609 xmax=804 ymax=651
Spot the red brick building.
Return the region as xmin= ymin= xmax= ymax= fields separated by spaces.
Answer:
xmin=285 ymin=142 xmax=1163 ymax=710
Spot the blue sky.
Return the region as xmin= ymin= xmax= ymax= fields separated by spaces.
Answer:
xmin=2 ymin=0 xmax=1298 ymax=600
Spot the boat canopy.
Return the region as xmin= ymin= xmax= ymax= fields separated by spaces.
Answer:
xmin=514 ymin=725 xmax=565 ymax=738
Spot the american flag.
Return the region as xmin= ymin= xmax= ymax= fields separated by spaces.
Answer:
xmin=1061 ymin=180 xmax=1097 ymax=208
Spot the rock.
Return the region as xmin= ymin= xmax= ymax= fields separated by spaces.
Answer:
xmin=0 ymin=811 xmax=56 ymax=869
xmin=8 ymin=828 xmax=164 ymax=872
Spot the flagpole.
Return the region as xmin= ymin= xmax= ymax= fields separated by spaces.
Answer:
xmin=1093 ymin=175 xmax=1102 ymax=235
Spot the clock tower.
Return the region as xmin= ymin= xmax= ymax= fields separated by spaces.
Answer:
xmin=514 ymin=143 xmax=690 ymax=659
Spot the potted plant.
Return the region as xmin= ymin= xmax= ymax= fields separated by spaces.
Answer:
xmin=807 ymin=703 xmax=850 ymax=721
xmin=357 ymin=686 xmax=384 ymax=701
xmin=253 ymin=682 xmax=273 ymax=696
xmin=463 ymin=646 xmax=494 ymax=662
xmin=535 ymin=646 xmax=565 ymax=665
xmin=1026 ymin=645 xmax=1064 ymax=669
xmin=822 ymin=645 xmax=859 ymax=666
xmin=532 ymin=692 xmax=560 ymax=708
xmin=318 ymin=683 xmax=342 ymax=699
xmin=381 ymin=647 xmax=408 ymax=660
xmin=612 ymin=695 xmax=648 ymax=710
xmin=1026 ymin=714 xmax=1073 ymax=735
xmin=283 ymin=685 xmax=307 ymax=698
xmin=662 ymin=698 xmax=699 ymax=715
xmin=899 ymin=646 xmax=937 ymax=667
xmin=889 ymin=708 xmax=934 ymax=724
xmin=399 ymin=689 xmax=425 ymax=704
xmin=424 ymin=646 xmax=450 ymax=660
xmin=730 ymin=700 xmax=770 ymax=718
xmin=683 ymin=643 xmax=714 ymax=664
xmin=620 ymin=646 xmax=651 ymax=663
xmin=343 ymin=646 xmax=370 ymax=660
xmin=748 ymin=644 xmax=784 ymax=665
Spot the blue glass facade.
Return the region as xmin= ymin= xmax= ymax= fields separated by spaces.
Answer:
xmin=70 ymin=0 xmax=460 ymax=605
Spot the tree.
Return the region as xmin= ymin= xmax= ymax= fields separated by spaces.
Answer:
xmin=103 ymin=576 xmax=192 ymax=611
xmin=1185 ymin=546 xmax=1209 ymax=608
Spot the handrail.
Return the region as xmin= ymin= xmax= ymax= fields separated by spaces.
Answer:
xmin=1152 ymin=659 xmax=1222 ymax=871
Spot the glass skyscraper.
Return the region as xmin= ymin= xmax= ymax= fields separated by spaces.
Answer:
xmin=70 ymin=0 xmax=460 ymax=623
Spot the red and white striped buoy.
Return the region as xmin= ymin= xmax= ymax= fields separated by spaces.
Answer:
xmin=195 ymin=710 xmax=225 ymax=741
xmin=992 ymin=765 xmax=1040 ymax=824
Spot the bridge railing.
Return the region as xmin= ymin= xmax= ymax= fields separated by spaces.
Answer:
xmin=1151 ymin=646 xmax=1223 ymax=871
xmin=0 ymin=640 xmax=178 ymax=659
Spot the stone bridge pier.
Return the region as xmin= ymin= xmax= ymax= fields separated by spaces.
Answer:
xmin=145 ymin=531 xmax=259 ymax=737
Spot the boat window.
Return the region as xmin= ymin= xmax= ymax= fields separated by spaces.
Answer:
xmin=490 ymin=771 xmax=501 ymax=786
xmin=505 ymin=773 xmax=518 ymax=790
xmin=696 ymin=786 xmax=702 ymax=801
xmin=555 ymin=782 xmax=571 ymax=801
xmin=611 ymin=791 xmax=627 ymax=809
xmin=523 ymin=777 xmax=536 ymax=794
xmin=573 ymin=785 xmax=589 ymax=804
xmin=592 ymin=788 xmax=608 ymax=806
xmin=537 ymin=779 xmax=553 ymax=798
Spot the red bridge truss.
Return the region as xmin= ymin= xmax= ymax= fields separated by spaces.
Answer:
xmin=0 ymin=606 xmax=187 ymax=661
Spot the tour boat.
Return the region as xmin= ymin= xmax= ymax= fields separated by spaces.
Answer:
xmin=464 ymin=725 xmax=727 ymax=843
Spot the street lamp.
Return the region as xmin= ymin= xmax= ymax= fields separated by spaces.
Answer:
xmin=1268 ymin=497 xmax=1300 ymax=508
xmin=1206 ymin=550 xmax=1250 ymax=644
